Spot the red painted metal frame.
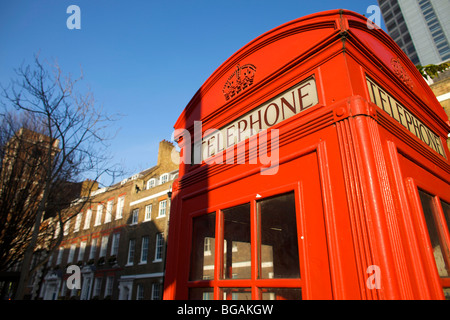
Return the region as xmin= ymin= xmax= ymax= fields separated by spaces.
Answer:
xmin=163 ymin=10 xmax=450 ymax=300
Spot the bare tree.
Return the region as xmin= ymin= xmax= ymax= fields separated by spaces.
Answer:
xmin=0 ymin=113 xmax=52 ymax=273
xmin=0 ymin=54 xmax=122 ymax=299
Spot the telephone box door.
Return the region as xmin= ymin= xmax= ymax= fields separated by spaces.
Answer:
xmin=185 ymin=151 xmax=333 ymax=300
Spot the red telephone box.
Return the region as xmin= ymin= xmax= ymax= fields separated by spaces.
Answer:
xmin=163 ymin=10 xmax=450 ymax=300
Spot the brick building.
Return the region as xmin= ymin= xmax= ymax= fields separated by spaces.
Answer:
xmin=0 ymin=128 xmax=61 ymax=299
xmin=428 ymin=69 xmax=450 ymax=149
xmin=39 ymin=140 xmax=179 ymax=300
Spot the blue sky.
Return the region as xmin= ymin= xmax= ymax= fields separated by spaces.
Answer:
xmin=0 ymin=0 xmax=384 ymax=182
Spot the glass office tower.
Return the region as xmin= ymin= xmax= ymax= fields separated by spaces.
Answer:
xmin=378 ymin=0 xmax=450 ymax=65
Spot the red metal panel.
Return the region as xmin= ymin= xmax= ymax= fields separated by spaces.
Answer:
xmin=164 ymin=9 xmax=450 ymax=300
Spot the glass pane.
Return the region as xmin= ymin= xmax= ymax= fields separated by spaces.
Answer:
xmin=443 ymin=288 xmax=450 ymax=300
xmin=440 ymin=200 xmax=450 ymax=235
xmin=221 ymin=288 xmax=251 ymax=300
xmin=190 ymin=213 xmax=216 ymax=281
xmin=258 ymin=192 xmax=300 ymax=279
xmin=222 ymin=203 xmax=251 ymax=279
xmin=418 ymin=190 xmax=449 ymax=277
xmin=189 ymin=288 xmax=214 ymax=300
xmin=260 ymin=288 xmax=302 ymax=300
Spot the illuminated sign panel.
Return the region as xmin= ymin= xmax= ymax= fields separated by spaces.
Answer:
xmin=201 ymin=77 xmax=318 ymax=160
xmin=366 ymin=77 xmax=445 ymax=158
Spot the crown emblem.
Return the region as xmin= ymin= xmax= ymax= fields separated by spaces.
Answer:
xmin=391 ymin=58 xmax=414 ymax=90
xmin=223 ymin=64 xmax=256 ymax=101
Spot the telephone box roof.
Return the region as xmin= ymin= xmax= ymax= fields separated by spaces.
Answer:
xmin=174 ymin=9 xmax=449 ymax=139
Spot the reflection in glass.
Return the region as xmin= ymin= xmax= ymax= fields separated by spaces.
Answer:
xmin=222 ymin=288 xmax=251 ymax=300
xmin=190 ymin=213 xmax=216 ymax=281
xmin=418 ymin=190 xmax=449 ymax=277
xmin=222 ymin=203 xmax=251 ymax=279
xmin=189 ymin=288 xmax=214 ymax=300
xmin=440 ymin=200 xmax=450 ymax=236
xmin=443 ymin=288 xmax=450 ymax=300
xmin=258 ymin=192 xmax=300 ymax=279
xmin=260 ymin=288 xmax=302 ymax=300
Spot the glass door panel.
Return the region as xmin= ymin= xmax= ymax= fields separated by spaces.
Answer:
xmin=189 ymin=288 xmax=214 ymax=300
xmin=418 ymin=190 xmax=450 ymax=278
xmin=260 ymin=288 xmax=302 ymax=300
xmin=222 ymin=287 xmax=252 ymax=300
xmin=257 ymin=192 xmax=300 ymax=279
xmin=190 ymin=213 xmax=216 ymax=281
xmin=222 ymin=203 xmax=251 ymax=279
xmin=186 ymin=153 xmax=332 ymax=300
